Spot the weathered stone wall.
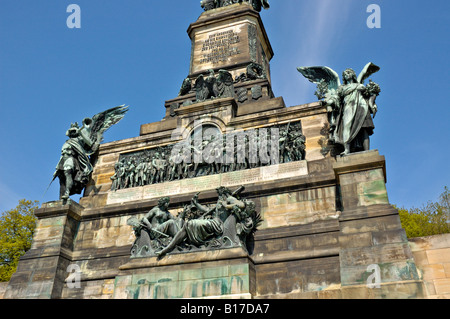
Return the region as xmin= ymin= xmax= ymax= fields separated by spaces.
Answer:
xmin=113 ymin=248 xmax=255 ymax=299
xmin=4 ymin=233 xmax=450 ymax=299
xmin=0 ymin=151 xmax=438 ymax=299
xmin=409 ymin=234 xmax=450 ymax=299
xmin=2 ymin=146 xmax=428 ymax=299
xmin=0 ymin=282 xmax=7 ymax=299
xmin=59 ymin=154 xmax=341 ymax=299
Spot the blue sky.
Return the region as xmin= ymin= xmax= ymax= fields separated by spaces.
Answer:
xmin=0 ymin=0 xmax=448 ymax=212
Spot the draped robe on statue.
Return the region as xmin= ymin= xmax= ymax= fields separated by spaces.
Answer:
xmin=54 ymin=137 xmax=94 ymax=196
xmin=333 ymin=83 xmax=374 ymax=149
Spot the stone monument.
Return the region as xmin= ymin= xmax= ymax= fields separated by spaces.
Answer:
xmin=4 ymin=2 xmax=426 ymax=299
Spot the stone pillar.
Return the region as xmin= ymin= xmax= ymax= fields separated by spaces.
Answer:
xmin=4 ymin=200 xmax=82 ymax=299
xmin=333 ymin=151 xmax=424 ymax=298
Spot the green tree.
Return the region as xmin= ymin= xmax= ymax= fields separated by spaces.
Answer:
xmin=0 ymin=199 xmax=38 ymax=282
xmin=399 ymin=187 xmax=450 ymax=238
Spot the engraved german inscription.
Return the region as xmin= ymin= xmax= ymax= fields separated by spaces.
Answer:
xmin=199 ymin=30 xmax=241 ymax=64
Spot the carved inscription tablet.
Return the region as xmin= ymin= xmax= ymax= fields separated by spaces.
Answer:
xmin=199 ymin=30 xmax=241 ymax=65
xmin=191 ymin=24 xmax=250 ymax=74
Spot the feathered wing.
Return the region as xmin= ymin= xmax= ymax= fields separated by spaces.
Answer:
xmin=242 ymin=203 xmax=263 ymax=255
xmin=297 ymin=66 xmax=341 ymax=93
xmin=90 ymin=105 xmax=129 ymax=146
xmin=178 ymin=77 xmax=192 ymax=96
xmin=214 ymin=70 xmax=234 ymax=98
xmin=251 ymin=211 xmax=263 ymax=235
xmin=357 ymin=62 xmax=380 ymax=84
xmin=195 ymin=75 xmax=209 ymax=101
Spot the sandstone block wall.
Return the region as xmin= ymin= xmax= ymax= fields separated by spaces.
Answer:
xmin=409 ymin=234 xmax=450 ymax=299
xmin=0 ymin=282 xmax=7 ymax=299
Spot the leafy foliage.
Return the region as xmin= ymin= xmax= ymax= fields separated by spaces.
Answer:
xmin=0 ymin=200 xmax=38 ymax=282
xmin=398 ymin=187 xmax=450 ymax=238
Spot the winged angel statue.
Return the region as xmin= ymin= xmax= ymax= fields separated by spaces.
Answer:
xmin=298 ymin=63 xmax=381 ymax=155
xmin=53 ymin=105 xmax=129 ymax=200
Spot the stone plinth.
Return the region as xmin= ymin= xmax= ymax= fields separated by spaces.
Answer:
xmin=332 ymin=151 xmax=424 ymax=298
xmin=113 ymin=248 xmax=255 ymax=299
xmin=3 ymin=150 xmax=437 ymax=299
xmin=333 ymin=150 xmax=388 ymax=210
xmin=3 ymin=200 xmax=82 ymax=299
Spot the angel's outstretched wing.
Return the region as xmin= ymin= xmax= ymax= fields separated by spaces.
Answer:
xmin=297 ymin=66 xmax=341 ymax=93
xmin=252 ymin=211 xmax=263 ymax=234
xmin=90 ymin=105 xmax=129 ymax=144
xmin=178 ymin=77 xmax=192 ymax=96
xmin=357 ymin=62 xmax=380 ymax=84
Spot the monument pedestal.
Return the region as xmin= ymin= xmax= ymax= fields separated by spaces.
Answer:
xmin=334 ymin=151 xmax=424 ymax=298
xmin=3 ymin=152 xmax=428 ymax=299
xmin=4 ymin=200 xmax=82 ymax=299
xmin=2 ymin=2 xmax=439 ymax=300
xmin=113 ymin=248 xmax=255 ymax=299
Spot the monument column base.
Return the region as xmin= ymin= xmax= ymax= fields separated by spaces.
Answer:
xmin=4 ymin=200 xmax=82 ymax=299
xmin=333 ymin=151 xmax=425 ymax=298
xmin=113 ymin=247 xmax=255 ymax=299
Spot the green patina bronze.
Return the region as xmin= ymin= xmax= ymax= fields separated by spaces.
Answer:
xmin=110 ymin=121 xmax=305 ymax=192
xmin=52 ymin=105 xmax=128 ymax=200
xmin=298 ymin=63 xmax=381 ymax=156
xmin=200 ymin=0 xmax=270 ymax=12
xmin=127 ymin=186 xmax=262 ymax=259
